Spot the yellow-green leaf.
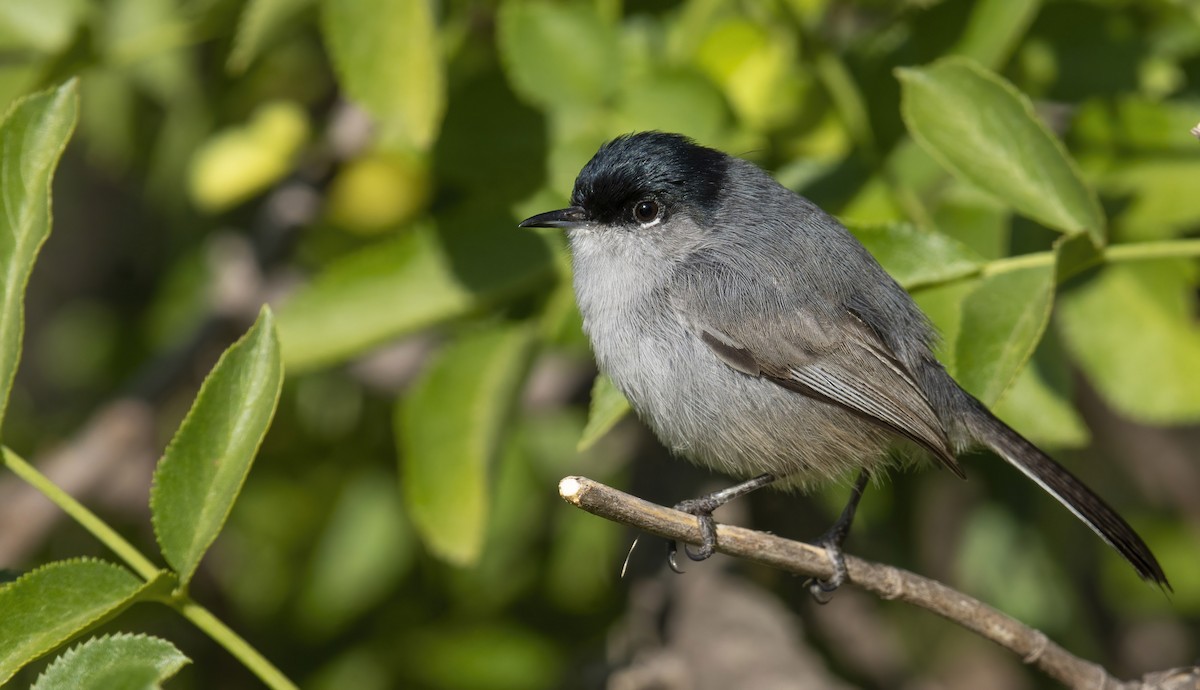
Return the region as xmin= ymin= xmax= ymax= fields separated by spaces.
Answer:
xmin=321 ymin=0 xmax=445 ymax=150
xmin=397 ymin=325 xmax=534 ymax=565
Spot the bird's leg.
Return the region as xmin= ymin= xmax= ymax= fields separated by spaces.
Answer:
xmin=808 ymin=470 xmax=870 ymax=604
xmin=667 ymin=473 xmax=776 ymax=573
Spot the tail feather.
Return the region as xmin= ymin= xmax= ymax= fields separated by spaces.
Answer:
xmin=963 ymin=396 xmax=1169 ymax=589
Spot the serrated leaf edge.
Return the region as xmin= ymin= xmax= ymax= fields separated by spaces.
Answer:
xmin=149 ymin=307 xmax=283 ymax=586
xmin=31 ymin=632 xmax=190 ymax=690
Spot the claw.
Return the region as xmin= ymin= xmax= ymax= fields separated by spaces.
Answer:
xmin=806 ymin=539 xmax=849 ymax=604
xmin=666 ymin=541 xmax=686 ymax=574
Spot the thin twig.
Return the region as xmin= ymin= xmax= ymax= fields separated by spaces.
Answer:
xmin=559 ymin=476 xmax=1198 ymax=690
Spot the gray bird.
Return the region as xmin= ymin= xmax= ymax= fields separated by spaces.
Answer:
xmin=520 ymin=132 xmax=1167 ymax=596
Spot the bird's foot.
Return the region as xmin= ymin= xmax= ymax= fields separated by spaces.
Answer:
xmin=666 ymin=497 xmax=721 ymax=573
xmin=807 ymin=539 xmax=848 ymax=604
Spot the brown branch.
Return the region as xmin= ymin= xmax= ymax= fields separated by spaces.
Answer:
xmin=559 ymin=476 xmax=1199 ymax=690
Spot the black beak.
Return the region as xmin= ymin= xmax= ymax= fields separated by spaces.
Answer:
xmin=518 ymin=207 xmax=587 ymax=229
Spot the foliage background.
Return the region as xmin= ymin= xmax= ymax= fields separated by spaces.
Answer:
xmin=1 ymin=0 xmax=1199 ymax=687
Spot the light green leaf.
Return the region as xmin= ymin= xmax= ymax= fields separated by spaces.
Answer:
xmin=227 ymin=0 xmax=315 ymax=74
xmin=397 ymin=325 xmax=534 ymax=565
xmin=949 ymin=0 xmax=1041 ymax=69
xmin=321 ymin=0 xmax=445 ymax=150
xmin=577 ymin=374 xmax=630 ymax=452
xmin=497 ymin=2 xmax=621 ymax=110
xmin=32 ymin=634 xmax=189 ymax=690
xmin=848 ymin=222 xmax=983 ymax=290
xmin=955 ymin=264 xmax=1055 ymax=405
xmin=898 ymin=58 xmax=1105 ymax=244
xmin=151 ymin=306 xmax=283 ymax=586
xmin=0 ymin=559 xmax=150 ymax=685
xmin=276 ymin=225 xmax=554 ymax=372
xmin=1057 ymin=261 xmax=1200 ymax=424
xmin=0 ymin=79 xmax=78 ymax=433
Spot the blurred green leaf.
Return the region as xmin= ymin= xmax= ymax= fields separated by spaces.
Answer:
xmin=577 ymin=374 xmax=630 ymax=452
xmin=992 ymin=361 xmax=1089 ymax=449
xmin=898 ymin=58 xmax=1105 ymax=244
xmin=278 ymin=224 xmax=553 ymax=371
xmin=0 ymin=0 xmax=87 ymax=53
xmin=848 ymin=222 xmax=983 ymax=290
xmin=227 ymin=0 xmax=315 ymax=74
xmin=1073 ymin=97 xmax=1200 ymax=154
xmin=400 ymin=624 xmax=561 ymax=690
xmin=955 ymin=264 xmax=1055 ymax=405
xmin=1057 ymin=260 xmax=1200 ymax=424
xmin=187 ymin=100 xmax=309 ymax=212
xmin=321 ymin=0 xmax=444 ymax=149
xmin=497 ymin=2 xmax=620 ymax=110
xmin=0 ymin=79 xmax=77 ymax=434
xmin=296 ymin=468 xmax=412 ymax=638
xmin=691 ymin=17 xmax=801 ymax=131
xmin=0 ymin=559 xmax=149 ymax=685
xmin=913 ymin=278 xmax=979 ymax=374
xmin=1097 ymin=158 xmax=1200 ymax=242
xmin=949 ymin=0 xmax=1040 ymax=69
xmin=151 ymin=307 xmax=283 ymax=586
xmin=956 ymin=506 xmax=1071 ymax=630
xmin=32 ymin=634 xmax=189 ymax=690
xmin=397 ymin=325 xmax=534 ymax=565
xmin=613 ymin=68 xmax=728 ymax=142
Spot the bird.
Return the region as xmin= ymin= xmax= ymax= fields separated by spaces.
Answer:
xmin=519 ymin=131 xmax=1168 ymax=597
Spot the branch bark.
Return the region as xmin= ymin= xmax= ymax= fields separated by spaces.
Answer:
xmin=559 ymin=476 xmax=1198 ymax=690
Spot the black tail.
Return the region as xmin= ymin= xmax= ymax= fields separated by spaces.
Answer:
xmin=962 ymin=395 xmax=1169 ymax=589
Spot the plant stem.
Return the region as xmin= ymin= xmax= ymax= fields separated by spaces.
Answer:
xmin=972 ymin=237 xmax=1200 ymax=280
xmin=1105 ymin=239 xmax=1200 ymax=262
xmin=178 ymin=600 xmax=299 ymax=690
xmin=2 ymin=447 xmax=160 ymax=580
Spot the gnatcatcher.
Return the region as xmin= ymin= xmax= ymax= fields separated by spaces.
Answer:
xmin=520 ymin=132 xmax=1167 ymax=597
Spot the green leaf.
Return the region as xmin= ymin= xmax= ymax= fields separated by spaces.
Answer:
xmin=226 ymin=0 xmax=315 ymax=74
xmin=276 ymin=225 xmax=553 ymax=372
xmin=1057 ymin=261 xmax=1200 ymax=424
xmin=296 ymin=468 xmax=412 ymax=638
xmin=576 ymin=374 xmax=630 ymax=452
xmin=949 ymin=0 xmax=1041 ymax=69
xmin=497 ymin=2 xmax=620 ymax=110
xmin=151 ymin=306 xmax=283 ymax=586
xmin=955 ymin=264 xmax=1055 ymax=405
xmin=0 ymin=79 xmax=78 ymax=433
xmin=0 ymin=559 xmax=149 ymax=684
xmin=320 ymin=0 xmax=445 ymax=150
xmin=397 ymin=325 xmax=534 ymax=565
xmin=898 ymin=58 xmax=1105 ymax=244
xmin=992 ymin=360 xmax=1089 ymax=449
xmin=847 ymin=222 xmax=983 ymax=290
xmin=32 ymin=634 xmax=189 ymax=690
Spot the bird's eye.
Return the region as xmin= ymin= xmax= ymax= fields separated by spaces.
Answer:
xmin=633 ymin=199 xmax=660 ymax=224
